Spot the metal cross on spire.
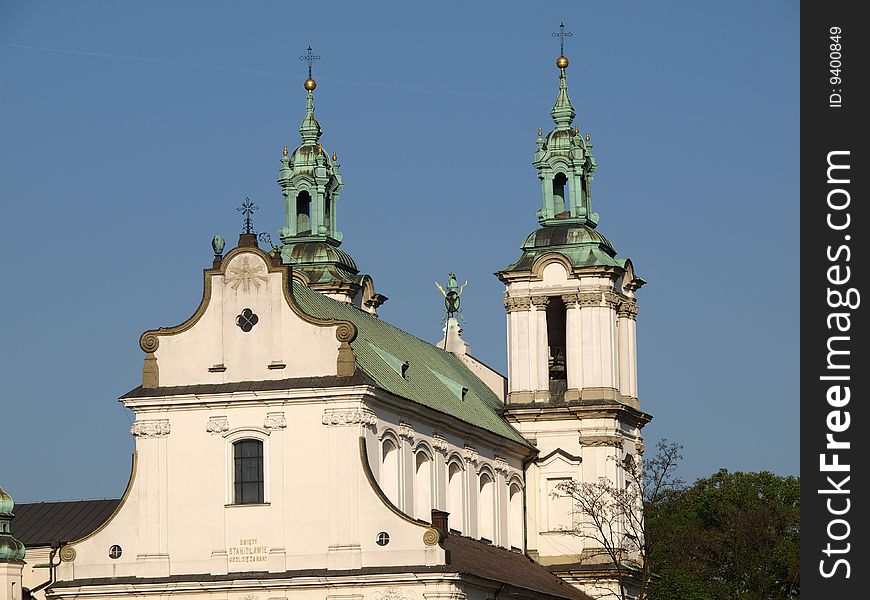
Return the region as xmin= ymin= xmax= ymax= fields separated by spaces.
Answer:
xmin=552 ymin=22 xmax=572 ymax=55
xmin=237 ymin=197 xmax=259 ymax=234
xmin=299 ymin=46 xmax=320 ymax=79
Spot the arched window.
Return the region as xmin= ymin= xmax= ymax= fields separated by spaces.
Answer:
xmin=296 ymin=191 xmax=311 ymax=233
xmin=553 ymin=172 xmax=570 ymax=214
xmin=381 ymin=438 xmax=399 ymax=506
xmin=233 ymin=439 xmax=264 ymax=504
xmin=447 ymin=460 xmax=464 ymax=533
xmin=414 ymin=450 xmax=432 ymax=521
xmin=509 ymin=482 xmax=523 ymax=550
xmin=478 ymin=472 xmax=494 ymax=542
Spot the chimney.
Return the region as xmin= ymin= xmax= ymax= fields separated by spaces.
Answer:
xmin=431 ymin=509 xmax=449 ymax=536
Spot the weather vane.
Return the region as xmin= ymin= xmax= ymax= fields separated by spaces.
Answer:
xmin=552 ymin=22 xmax=572 ymax=56
xmin=435 ymin=272 xmax=468 ymax=324
xmin=237 ymin=197 xmax=259 ymax=234
xmin=299 ymin=46 xmax=320 ymax=79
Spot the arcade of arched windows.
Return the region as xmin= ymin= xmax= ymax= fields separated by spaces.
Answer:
xmin=377 ymin=430 xmax=525 ymax=551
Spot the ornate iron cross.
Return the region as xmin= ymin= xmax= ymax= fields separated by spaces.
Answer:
xmin=237 ymin=197 xmax=259 ymax=234
xmin=552 ymin=22 xmax=572 ymax=55
xmin=299 ymin=46 xmax=320 ymax=78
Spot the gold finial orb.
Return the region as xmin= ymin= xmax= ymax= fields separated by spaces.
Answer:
xmin=538 ymin=128 xmax=543 ymax=137
xmin=332 ymin=150 xmax=337 ymax=161
xmin=585 ymin=132 xmax=590 ymax=142
xmin=304 ymin=77 xmax=317 ymax=91
xmin=556 ymin=55 xmax=569 ymax=69
xmin=283 ymin=145 xmax=288 ymax=157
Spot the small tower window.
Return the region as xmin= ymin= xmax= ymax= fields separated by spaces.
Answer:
xmin=553 ymin=172 xmax=570 ymax=215
xmin=296 ymin=191 xmax=311 ymax=234
xmin=233 ymin=439 xmax=264 ymax=504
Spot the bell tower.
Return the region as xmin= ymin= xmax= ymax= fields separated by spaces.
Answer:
xmin=496 ymin=32 xmax=652 ymax=583
xmin=275 ymin=48 xmax=386 ymax=313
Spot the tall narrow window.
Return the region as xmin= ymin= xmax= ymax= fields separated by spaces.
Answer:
xmin=479 ymin=472 xmax=494 ymax=542
xmin=553 ymin=172 xmax=570 ymax=214
xmin=509 ymin=482 xmax=523 ymax=550
xmin=414 ymin=450 xmax=432 ymax=521
xmin=296 ymin=191 xmax=311 ymax=233
xmin=381 ymin=438 xmax=399 ymax=506
xmin=233 ymin=439 xmax=264 ymax=504
xmin=447 ymin=461 xmax=464 ymax=532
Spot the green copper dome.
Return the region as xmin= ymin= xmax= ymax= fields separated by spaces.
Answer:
xmin=281 ymin=240 xmax=362 ymax=287
xmin=0 ymin=486 xmax=26 ymax=562
xmin=499 ymin=222 xmax=624 ymax=275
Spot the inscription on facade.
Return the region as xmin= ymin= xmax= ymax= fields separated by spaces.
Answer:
xmin=227 ymin=538 xmax=269 ymax=564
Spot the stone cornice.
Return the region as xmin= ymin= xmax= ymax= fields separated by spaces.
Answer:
xmin=131 ymin=419 xmax=171 ymax=437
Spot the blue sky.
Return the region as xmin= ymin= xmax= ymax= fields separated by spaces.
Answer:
xmin=0 ymin=1 xmax=799 ymax=501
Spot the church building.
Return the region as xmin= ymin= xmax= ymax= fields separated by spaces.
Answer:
xmin=2 ymin=39 xmax=651 ymax=600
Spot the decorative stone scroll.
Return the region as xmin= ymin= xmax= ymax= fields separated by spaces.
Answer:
xmin=494 ymin=455 xmax=509 ymax=476
xmin=579 ymin=434 xmax=624 ymax=448
xmin=321 ymin=408 xmax=377 ymax=431
xmin=398 ymin=421 xmax=415 ymax=444
xmin=373 ymin=588 xmax=417 ymax=600
xmin=463 ymin=445 xmax=479 ymax=466
xmin=264 ymin=412 xmax=287 ymax=430
xmin=432 ymin=433 xmax=449 ymax=456
xmin=618 ymin=300 xmax=640 ymax=320
xmin=131 ymin=419 xmax=171 ymax=437
xmin=206 ymin=416 xmax=229 ymax=434
xmin=503 ymin=296 xmax=532 ymax=312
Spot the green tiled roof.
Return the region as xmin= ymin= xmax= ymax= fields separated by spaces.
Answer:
xmin=292 ymin=283 xmax=530 ymax=447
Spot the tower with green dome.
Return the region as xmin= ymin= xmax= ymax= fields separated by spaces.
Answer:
xmin=497 ymin=31 xmax=651 ymax=596
xmin=275 ymin=51 xmax=386 ymax=313
xmin=0 ymin=486 xmax=25 ymax=600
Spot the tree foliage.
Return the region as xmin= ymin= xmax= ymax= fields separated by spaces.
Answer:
xmin=647 ymin=469 xmax=800 ymax=600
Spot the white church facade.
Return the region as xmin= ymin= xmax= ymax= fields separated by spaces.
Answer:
xmin=2 ymin=43 xmax=651 ymax=600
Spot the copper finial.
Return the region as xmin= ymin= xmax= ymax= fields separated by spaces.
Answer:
xmin=575 ymin=125 xmax=579 ymax=134
xmin=332 ymin=150 xmax=337 ymax=161
xmin=283 ymin=145 xmax=288 ymax=156
xmin=538 ymin=127 xmax=543 ymax=137
xmin=585 ymin=132 xmax=590 ymax=142
xmin=553 ymin=22 xmax=572 ymax=68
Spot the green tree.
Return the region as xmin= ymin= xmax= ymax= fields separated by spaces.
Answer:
xmin=647 ymin=469 xmax=800 ymax=600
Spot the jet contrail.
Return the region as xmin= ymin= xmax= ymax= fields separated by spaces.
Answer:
xmin=10 ymin=42 xmax=535 ymax=104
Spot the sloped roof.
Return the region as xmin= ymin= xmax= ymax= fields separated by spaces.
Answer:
xmin=291 ymin=283 xmax=529 ymax=447
xmin=444 ymin=535 xmax=594 ymax=600
xmin=12 ymin=499 xmax=120 ymax=547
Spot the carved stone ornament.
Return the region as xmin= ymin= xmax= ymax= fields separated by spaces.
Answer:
xmin=398 ymin=421 xmax=415 ymax=444
xmin=603 ymin=291 xmax=622 ymax=309
xmin=206 ymin=416 xmax=229 ymax=434
xmin=432 ymin=433 xmax=449 ymax=456
xmin=579 ymin=434 xmax=624 ymax=448
xmin=578 ymin=292 xmax=602 ymax=306
xmin=224 ymin=255 xmax=268 ymax=292
xmin=373 ymin=588 xmax=416 ymax=600
xmin=503 ymin=296 xmax=532 ymax=312
xmin=463 ymin=445 xmax=479 ymax=465
xmin=635 ymin=440 xmax=646 ymax=455
xmin=59 ymin=545 xmax=77 ymax=562
xmin=321 ymin=408 xmax=378 ymax=430
xmin=422 ymin=527 xmax=441 ymax=546
xmin=530 ymin=295 xmax=550 ymax=308
xmin=494 ymin=455 xmax=509 ymax=476
xmin=561 ymin=293 xmax=580 ymax=307
xmin=264 ymin=412 xmax=287 ymax=430
xmin=131 ymin=419 xmax=171 ymax=437
xmin=618 ymin=300 xmax=640 ymax=320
